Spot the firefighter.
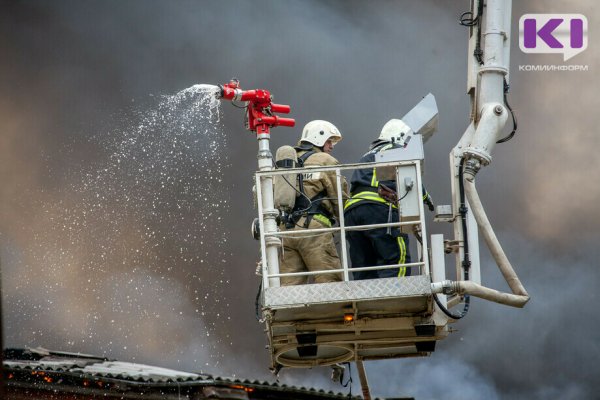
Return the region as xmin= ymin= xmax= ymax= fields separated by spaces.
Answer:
xmin=344 ymin=119 xmax=434 ymax=280
xmin=280 ymin=120 xmax=349 ymax=286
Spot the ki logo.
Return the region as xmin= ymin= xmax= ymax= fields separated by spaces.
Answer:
xmin=519 ymin=14 xmax=588 ymax=61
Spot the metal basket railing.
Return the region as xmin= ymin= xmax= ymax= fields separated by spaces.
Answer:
xmin=255 ymin=159 xmax=429 ymax=289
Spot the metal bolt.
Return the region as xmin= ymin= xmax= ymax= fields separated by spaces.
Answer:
xmin=494 ymin=105 xmax=503 ymax=115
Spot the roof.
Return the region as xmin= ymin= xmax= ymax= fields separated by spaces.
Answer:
xmin=2 ymin=347 xmax=369 ymax=400
xmin=4 ymin=347 xmax=207 ymax=383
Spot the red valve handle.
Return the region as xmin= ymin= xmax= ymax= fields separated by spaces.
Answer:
xmin=259 ymin=116 xmax=296 ymax=127
xmin=270 ymin=103 xmax=290 ymax=114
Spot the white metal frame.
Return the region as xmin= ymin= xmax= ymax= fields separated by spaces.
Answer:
xmin=255 ymin=159 xmax=429 ymax=291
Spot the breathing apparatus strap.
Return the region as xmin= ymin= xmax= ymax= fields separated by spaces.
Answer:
xmin=294 ymin=150 xmax=314 ymax=199
xmin=297 ymin=150 xmax=315 ymax=166
xmin=286 ymin=150 xmax=334 ymax=228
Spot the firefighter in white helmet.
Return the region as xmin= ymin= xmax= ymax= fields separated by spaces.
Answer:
xmin=279 ymin=120 xmax=349 ymax=285
xmin=343 ymin=119 xmax=434 ymax=279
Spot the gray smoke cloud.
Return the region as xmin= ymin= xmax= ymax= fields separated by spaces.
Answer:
xmin=1 ymin=1 xmax=599 ymax=399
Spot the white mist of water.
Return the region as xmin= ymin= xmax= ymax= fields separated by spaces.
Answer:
xmin=4 ymin=85 xmax=232 ymax=370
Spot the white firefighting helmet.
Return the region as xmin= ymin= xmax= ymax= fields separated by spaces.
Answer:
xmin=378 ymin=119 xmax=413 ymax=145
xmin=300 ymin=120 xmax=342 ymax=147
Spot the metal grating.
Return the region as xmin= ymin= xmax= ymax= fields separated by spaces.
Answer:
xmin=264 ymin=276 xmax=431 ymax=308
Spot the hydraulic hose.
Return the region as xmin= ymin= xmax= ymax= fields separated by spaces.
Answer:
xmin=432 ymin=160 xmax=529 ymax=309
xmin=456 ymin=281 xmax=527 ymax=307
xmin=462 ymin=173 xmax=529 ymax=307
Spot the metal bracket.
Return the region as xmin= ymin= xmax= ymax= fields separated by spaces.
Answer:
xmin=444 ymin=239 xmax=462 ymax=254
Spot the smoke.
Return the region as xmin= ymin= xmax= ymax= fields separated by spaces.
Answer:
xmin=1 ymin=83 xmax=233 ymax=370
xmin=1 ymin=0 xmax=599 ymax=399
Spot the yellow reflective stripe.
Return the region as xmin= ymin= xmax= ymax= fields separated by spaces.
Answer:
xmin=344 ymin=199 xmax=357 ymax=209
xmin=344 ymin=197 xmax=367 ymax=209
xmin=344 ymin=191 xmax=397 ymax=210
xmin=397 ymin=236 xmax=406 ymax=277
xmin=312 ymin=213 xmax=332 ymax=227
xmin=353 ymin=191 xmax=386 ymax=201
xmin=344 ymin=192 xmax=386 ymax=209
xmin=370 ymin=168 xmax=378 ymax=187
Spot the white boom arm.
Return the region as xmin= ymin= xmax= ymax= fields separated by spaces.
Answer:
xmin=435 ymin=0 xmax=529 ymax=308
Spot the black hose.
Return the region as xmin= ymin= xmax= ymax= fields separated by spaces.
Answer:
xmin=255 ymin=280 xmax=262 ymax=321
xmin=474 ymin=0 xmax=484 ymax=65
xmin=458 ymin=160 xmax=471 ymax=281
xmin=460 ymin=0 xmax=485 ymax=64
xmin=433 ymin=159 xmax=471 ymax=320
xmin=497 ymin=77 xmax=518 ymax=143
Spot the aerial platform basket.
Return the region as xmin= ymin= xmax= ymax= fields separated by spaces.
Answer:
xmin=254 ymin=152 xmax=454 ymax=370
xmin=264 ymin=276 xmax=449 ymax=368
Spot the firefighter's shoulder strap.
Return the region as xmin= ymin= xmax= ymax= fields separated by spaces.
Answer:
xmin=297 ymin=150 xmax=316 ymax=166
xmin=293 ymin=150 xmax=334 ymax=227
xmin=295 ymin=149 xmax=315 ymax=195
